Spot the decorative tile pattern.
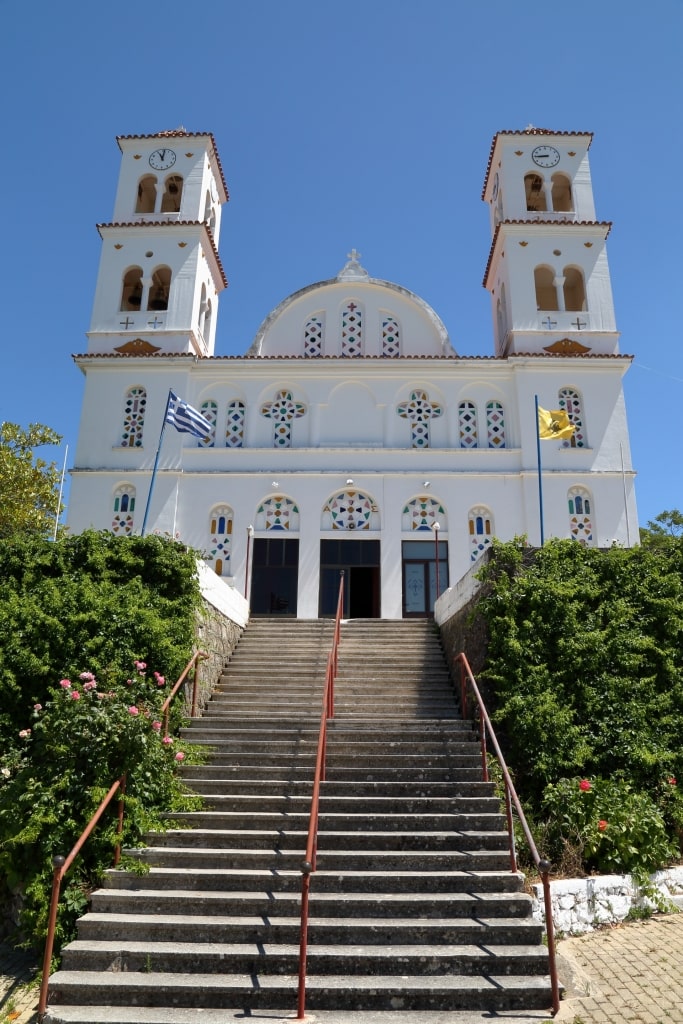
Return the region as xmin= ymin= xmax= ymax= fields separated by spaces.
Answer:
xmin=382 ymin=316 xmax=400 ymax=357
xmin=568 ymin=487 xmax=594 ymax=545
xmin=402 ymin=496 xmax=446 ymax=531
xmin=226 ymin=400 xmax=245 ymax=448
xmin=486 ymin=401 xmax=506 ymax=448
xmin=121 ymin=387 xmax=146 ymax=447
xmin=341 ymin=301 xmax=363 ymax=357
xmin=325 ymin=490 xmax=374 ymax=531
xmin=260 ymin=390 xmax=306 ymax=448
xmin=112 ymin=485 xmax=135 ymax=536
xmin=304 ymin=315 xmax=324 ymax=357
xmin=468 ymin=506 xmax=493 ymax=562
xmin=559 ymin=387 xmax=586 ymax=448
xmin=397 ymin=390 xmax=443 ymax=448
xmin=458 ymin=401 xmax=478 ymax=448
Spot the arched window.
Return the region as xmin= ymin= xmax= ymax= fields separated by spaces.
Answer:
xmin=260 ymin=390 xmax=306 ymax=448
xmin=209 ymin=504 xmax=233 ymax=576
xmin=402 ymin=496 xmax=446 ymax=532
xmin=558 ymin=387 xmax=586 ymax=449
xmin=304 ymin=315 xmax=324 ymax=357
xmin=147 ymin=266 xmax=171 ymax=311
xmin=255 ymin=495 xmax=300 ymax=531
xmin=120 ymin=267 xmax=143 ymax=311
xmin=382 ymin=315 xmax=401 ymax=357
xmin=341 ymin=301 xmax=363 ymax=357
xmin=397 ymin=390 xmax=443 ymax=448
xmin=486 ymin=401 xmax=506 ymax=449
xmin=112 ymin=484 xmax=136 ymax=535
xmin=198 ymin=401 xmax=218 ymax=447
xmin=458 ymin=401 xmax=478 ymax=448
xmin=160 ymin=175 xmax=183 ymax=213
xmin=135 ymin=176 xmax=157 ymax=214
xmin=322 ymin=489 xmax=378 ymax=531
xmin=563 ymin=266 xmax=586 ymax=312
xmin=468 ymin=506 xmax=494 ymax=562
xmin=226 ymin=400 xmax=246 ymax=448
xmin=525 ymin=173 xmax=547 ymax=212
xmin=534 ymin=265 xmax=559 ymax=311
xmin=568 ymin=487 xmax=594 ymax=545
xmin=121 ymin=386 xmax=146 ymax=447
xmin=551 ymin=173 xmax=573 ymax=213
xmin=203 ymin=298 xmax=213 ymax=345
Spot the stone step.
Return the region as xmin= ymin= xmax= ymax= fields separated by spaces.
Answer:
xmin=178 ymin=779 xmax=495 ymax=797
xmin=89 ymin=887 xmax=533 ymax=919
xmin=146 ymin=828 xmax=508 ymax=852
xmin=60 ymin=938 xmax=549 ymax=976
xmin=44 ymin=1007 xmax=554 ymax=1024
xmin=177 ymin=764 xmax=484 ymax=781
xmin=192 ymin=794 xmax=502 ymax=814
xmin=45 ymin=969 xmax=552 ymax=1012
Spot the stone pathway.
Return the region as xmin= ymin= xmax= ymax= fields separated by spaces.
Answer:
xmin=2 ymin=914 xmax=683 ymax=1023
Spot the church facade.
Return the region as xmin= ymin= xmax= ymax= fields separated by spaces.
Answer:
xmin=67 ymin=128 xmax=637 ymax=618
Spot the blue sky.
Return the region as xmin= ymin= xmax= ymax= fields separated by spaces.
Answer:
xmin=2 ymin=0 xmax=682 ymax=529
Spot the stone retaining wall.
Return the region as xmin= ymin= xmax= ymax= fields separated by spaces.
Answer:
xmin=530 ymin=866 xmax=683 ymax=935
xmin=188 ymin=562 xmax=249 ymax=714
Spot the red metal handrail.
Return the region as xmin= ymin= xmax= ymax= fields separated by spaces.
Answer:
xmin=296 ymin=571 xmax=345 ymax=1020
xmin=455 ymin=652 xmax=561 ymax=1016
xmin=38 ymin=650 xmax=208 ymax=1018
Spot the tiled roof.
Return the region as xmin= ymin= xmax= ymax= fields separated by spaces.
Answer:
xmin=482 ymin=220 xmax=612 ymax=288
xmin=482 ymin=129 xmax=593 ymax=199
xmin=116 ymin=130 xmax=229 ymax=202
xmin=72 ymin=351 xmax=633 ymax=362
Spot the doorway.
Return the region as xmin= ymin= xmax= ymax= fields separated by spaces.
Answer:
xmin=402 ymin=539 xmax=449 ymax=617
xmin=319 ymin=539 xmax=380 ymax=618
xmin=251 ymin=538 xmax=299 ymax=615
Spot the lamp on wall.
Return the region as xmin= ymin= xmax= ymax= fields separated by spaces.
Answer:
xmin=346 ymin=478 xmax=354 ymax=485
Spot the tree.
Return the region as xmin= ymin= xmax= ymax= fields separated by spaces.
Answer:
xmin=640 ymin=509 xmax=683 ymax=548
xmin=0 ymin=422 xmax=63 ymax=540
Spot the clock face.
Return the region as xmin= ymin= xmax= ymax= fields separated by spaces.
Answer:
xmin=149 ymin=148 xmax=177 ymax=171
xmin=532 ymin=145 xmax=560 ymax=168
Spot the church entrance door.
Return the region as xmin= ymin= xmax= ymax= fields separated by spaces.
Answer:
xmin=402 ymin=540 xmax=449 ymax=617
xmin=250 ymin=538 xmax=299 ymax=616
xmin=319 ymin=539 xmax=380 ymax=618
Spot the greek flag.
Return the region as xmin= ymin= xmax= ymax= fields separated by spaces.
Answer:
xmin=165 ymin=391 xmax=212 ymax=440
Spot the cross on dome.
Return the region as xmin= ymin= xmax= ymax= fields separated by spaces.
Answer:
xmin=337 ymin=248 xmax=369 ymax=281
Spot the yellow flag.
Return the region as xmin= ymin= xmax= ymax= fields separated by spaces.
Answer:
xmin=538 ymin=406 xmax=575 ymax=440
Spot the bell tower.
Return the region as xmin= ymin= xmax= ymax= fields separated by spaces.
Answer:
xmin=482 ymin=128 xmax=618 ymax=359
xmin=86 ymin=130 xmax=229 ymax=357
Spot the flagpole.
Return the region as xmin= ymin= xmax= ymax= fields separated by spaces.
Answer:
xmin=52 ymin=444 xmax=68 ymax=542
xmin=141 ymin=390 xmax=173 ymax=538
xmin=535 ymin=394 xmax=545 ymax=547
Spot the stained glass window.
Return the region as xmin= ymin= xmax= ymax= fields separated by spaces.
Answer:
xmin=341 ymin=301 xmax=363 ymax=357
xmin=198 ymin=401 xmax=217 ymax=447
xmin=382 ymin=316 xmax=400 ymax=358
xmin=256 ymin=495 xmax=300 ymax=531
xmin=468 ymin=506 xmax=493 ymax=562
xmin=568 ymin=487 xmax=594 ymax=545
xmin=121 ymin=387 xmax=146 ymax=448
xmin=209 ymin=504 xmax=233 ymax=575
xmin=486 ymin=402 xmax=506 ymax=449
xmin=324 ymin=490 xmax=376 ymax=531
xmin=304 ymin=315 xmax=324 ymax=357
xmin=112 ymin=485 xmax=136 ymax=536
xmin=260 ymin=390 xmax=306 ymax=448
xmin=226 ymin=400 xmax=245 ymax=448
xmin=397 ymin=390 xmax=443 ymax=448
xmin=402 ymin=496 xmax=446 ymax=532
xmin=458 ymin=401 xmax=478 ymax=448
xmin=558 ymin=387 xmax=586 ymax=449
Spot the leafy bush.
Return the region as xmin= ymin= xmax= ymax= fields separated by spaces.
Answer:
xmin=476 ymin=537 xmax=683 ymax=875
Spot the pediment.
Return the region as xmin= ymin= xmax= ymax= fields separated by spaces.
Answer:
xmin=543 ymin=337 xmax=591 ymax=355
xmin=114 ymin=338 xmax=161 ymax=355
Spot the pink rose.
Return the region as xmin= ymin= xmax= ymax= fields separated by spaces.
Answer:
xmin=162 ymin=736 xmax=173 ymax=746
xmin=19 ymin=729 xmax=31 ymax=739
xmin=598 ymin=820 xmax=608 ymax=831
xmin=70 ymin=691 xmax=81 ymax=701
xmin=152 ymin=721 xmax=162 ymax=732
xmin=579 ymin=779 xmax=591 ymax=792
xmin=128 ymin=706 xmax=139 ymax=716
xmin=60 ymin=679 xmax=72 ymax=689
xmin=174 ymin=752 xmax=185 ymax=762
xmin=83 ymin=681 xmax=96 ymax=691
xmin=79 ymin=672 xmax=95 ymax=682
xmin=33 ymin=704 xmax=42 ymax=711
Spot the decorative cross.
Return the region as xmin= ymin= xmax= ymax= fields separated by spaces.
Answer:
xmin=147 ymin=317 xmax=163 ymax=329
xmin=571 ymin=317 xmax=587 ymax=331
xmin=347 ymin=302 xmax=358 ymax=312
xmin=120 ymin=316 xmax=134 ymax=329
xmin=347 ymin=248 xmax=361 ymax=262
xmin=260 ymin=389 xmax=306 ymax=448
xmin=397 ymin=390 xmax=444 ymax=449
xmin=542 ymin=317 xmax=557 ymax=329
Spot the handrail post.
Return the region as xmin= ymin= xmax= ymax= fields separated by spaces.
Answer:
xmin=504 ymin=779 xmax=517 ymax=873
xmin=191 ymin=658 xmax=200 ymax=718
xmin=38 ymin=855 xmax=65 ymax=1017
xmin=113 ymin=773 xmax=126 ymax=868
xmin=540 ymin=859 xmax=561 ymax=1015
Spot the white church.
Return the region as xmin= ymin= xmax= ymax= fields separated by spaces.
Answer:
xmin=67 ymin=127 xmax=637 ymax=618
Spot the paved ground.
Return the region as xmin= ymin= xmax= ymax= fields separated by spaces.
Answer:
xmin=1 ymin=912 xmax=682 ymax=1023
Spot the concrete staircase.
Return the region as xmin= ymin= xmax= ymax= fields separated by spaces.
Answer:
xmin=45 ymin=618 xmax=553 ymax=1022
